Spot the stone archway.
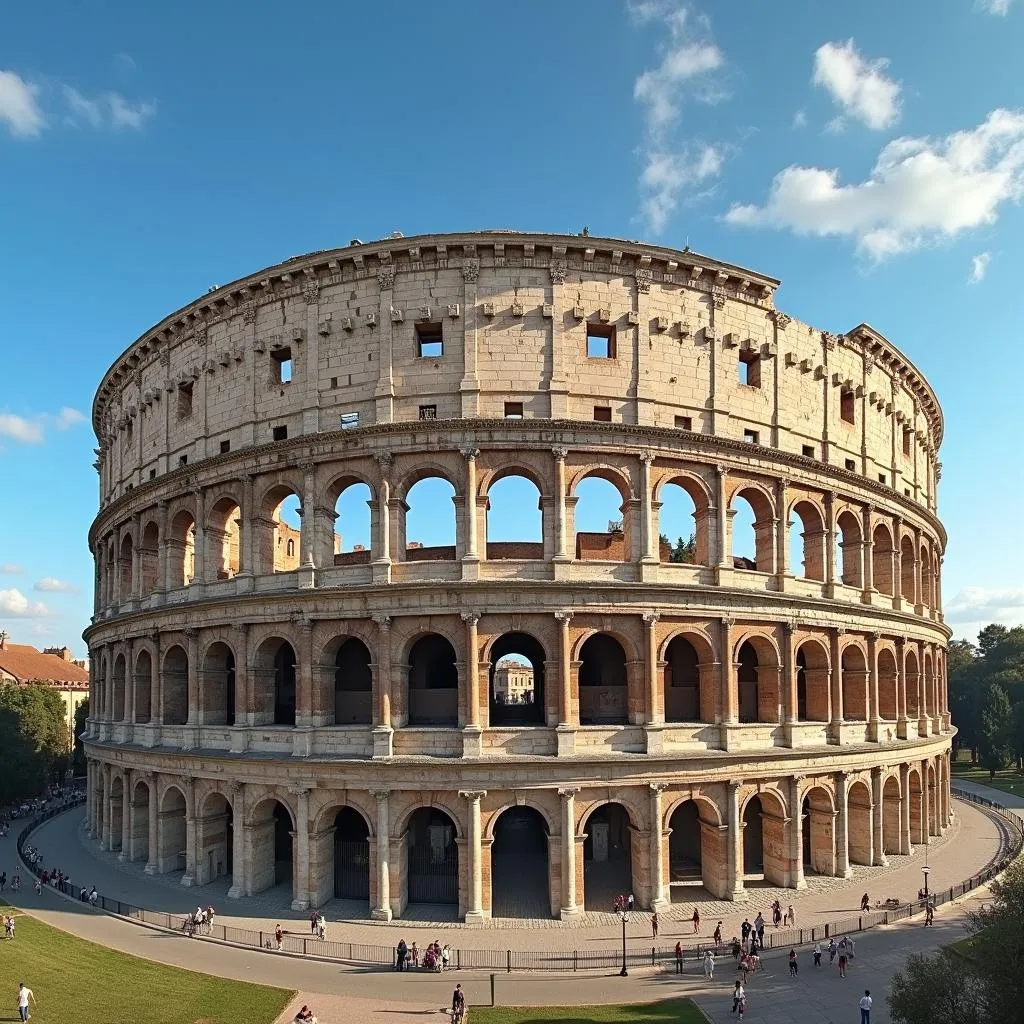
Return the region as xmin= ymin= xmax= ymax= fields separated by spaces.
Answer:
xmin=405 ymin=807 xmax=459 ymax=908
xmin=196 ymin=792 xmax=233 ymax=887
xmin=847 ymin=780 xmax=873 ymax=866
xmin=801 ymin=786 xmax=836 ymax=876
xmin=490 ymin=806 xmax=550 ymax=919
xmin=157 ymin=785 xmax=187 ymax=875
xmin=742 ymin=791 xmax=788 ymax=886
xmin=246 ymin=798 xmax=294 ymax=897
xmin=129 ymin=778 xmax=151 ymax=864
xmin=882 ymin=776 xmax=902 ymax=855
xmin=583 ymin=803 xmax=634 ymax=910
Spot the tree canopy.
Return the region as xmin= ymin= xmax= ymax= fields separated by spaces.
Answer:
xmin=0 ymin=684 xmax=71 ymax=805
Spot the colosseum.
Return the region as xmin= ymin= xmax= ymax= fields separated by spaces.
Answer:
xmin=83 ymin=230 xmax=952 ymax=922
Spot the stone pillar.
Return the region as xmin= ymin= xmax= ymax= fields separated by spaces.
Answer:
xmin=639 ymin=452 xmax=657 ymax=564
xmin=290 ymin=787 xmax=311 ymax=910
xmin=124 ymin=637 xmax=136 ymax=728
xmin=644 ymin=611 xmax=663 ymax=726
xmin=556 ymin=611 xmax=575 ymax=755
xmin=191 ymin=487 xmax=206 ymax=591
xmin=782 ymin=621 xmax=797 ymax=736
xmin=871 ymin=767 xmax=888 ymax=867
xmin=824 ymin=490 xmax=837 ymax=592
xmin=727 ymin=780 xmax=744 ymax=899
xmin=153 ymin=501 xmax=169 ymax=603
xmin=775 ymin=477 xmax=789 ymax=590
xmin=460 ymin=790 xmax=486 ymax=922
xmin=237 ymin=474 xmax=255 ymax=578
xmin=829 ymin=628 xmax=844 ymax=742
xmin=184 ymin=628 xmax=200 ymax=727
xmin=558 ymin=787 xmax=580 ymax=918
xmin=461 ymin=448 xmax=480 ymax=572
xmin=921 ymin=757 xmax=932 ymax=844
xmin=101 ymin=763 xmax=112 ymax=850
xmin=715 ymin=464 xmax=729 ymax=571
xmin=145 ymin=772 xmax=159 ymax=874
xmin=868 ymin=631 xmax=881 ymax=742
xmin=895 ymin=637 xmax=908 ymax=739
xmin=835 ymin=772 xmax=851 ymax=878
xmin=372 ymin=615 xmax=393 ymax=758
xmin=119 ymin=768 xmax=132 ymax=859
xmin=892 ymin=516 xmax=904 ymax=608
xmin=790 ymin=775 xmax=806 ymax=889
xmin=721 ymin=617 xmax=737 ymax=726
xmin=462 ymin=612 xmax=482 ymax=757
xmin=649 ymin=783 xmax=669 ymax=910
xmin=552 ymin=447 xmax=570 ymax=565
xmin=917 ymin=642 xmax=928 ymax=737
xmin=224 ymin=782 xmax=245 ymax=895
xmin=180 ymin=775 xmax=196 ymax=886
xmin=912 ymin=526 xmax=923 ymax=611
xmin=860 ymin=504 xmax=874 ymax=598
xmin=151 ymin=630 xmax=162 ymax=727
xmin=371 ymin=789 xmax=392 ymax=920
xmin=296 ymin=618 xmax=314 ymax=729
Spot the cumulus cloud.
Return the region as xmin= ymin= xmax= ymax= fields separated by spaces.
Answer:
xmin=812 ymin=40 xmax=901 ymax=131
xmin=0 ymin=414 xmax=44 ymax=444
xmin=968 ymin=252 xmax=992 ymax=283
xmin=0 ymin=588 xmax=50 ymax=618
xmin=629 ymin=1 xmax=728 ymax=232
xmin=0 ymin=564 xmax=23 ymax=575
xmin=725 ymin=109 xmax=1024 ymax=260
xmin=34 ymin=577 xmax=78 ymax=594
xmin=54 ymin=407 xmax=86 ymax=430
xmin=976 ymin=0 xmax=1011 ymax=13
xmin=0 ymin=70 xmax=44 ymax=138
xmin=63 ymin=85 xmax=156 ymax=131
xmin=946 ymin=586 xmax=1024 ymax=639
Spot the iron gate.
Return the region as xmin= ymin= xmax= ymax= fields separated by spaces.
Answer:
xmin=334 ymin=839 xmax=370 ymax=900
xmin=407 ymin=842 xmax=458 ymax=904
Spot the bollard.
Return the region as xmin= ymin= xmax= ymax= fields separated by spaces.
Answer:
xmin=507 ymin=950 xmax=512 ymax=973
xmin=573 ymin=950 xmax=578 ymax=972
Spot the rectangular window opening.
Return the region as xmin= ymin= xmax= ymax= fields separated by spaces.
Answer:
xmin=743 ymin=428 xmax=759 ymax=444
xmin=844 ymin=458 xmax=857 ymax=471
xmin=149 ymin=469 xmax=156 ymax=480
xmin=219 ymin=440 xmax=231 ymax=455
xmin=272 ymin=424 xmax=288 ymax=442
xmin=593 ymin=405 xmax=612 ymax=422
xmin=177 ymin=382 xmax=193 ymax=420
xmin=802 ymin=444 xmax=815 ymax=458
xmin=674 ymin=415 xmax=692 ymax=430
xmin=340 ymin=412 xmax=359 ymax=430
xmin=738 ymin=351 xmax=761 ymax=388
xmin=904 ymin=488 xmax=911 ymax=497
xmin=272 ymin=347 xmax=293 ymax=384
xmin=418 ymin=404 xmax=437 ymax=420
xmin=330 ymin=376 xmax=338 ymax=390
xmin=416 ymin=322 xmax=444 ymax=358
xmin=504 ymin=401 xmax=524 ymax=419
xmin=178 ymin=454 xmax=188 ymax=467
xmin=840 ymin=388 xmax=856 ymax=424
xmin=878 ymin=473 xmax=887 ymax=485
xmin=902 ymin=430 xmax=911 ymax=457
xmin=586 ymin=324 xmax=616 ymax=359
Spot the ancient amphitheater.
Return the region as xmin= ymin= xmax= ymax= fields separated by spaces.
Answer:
xmin=83 ymin=231 xmax=952 ymax=923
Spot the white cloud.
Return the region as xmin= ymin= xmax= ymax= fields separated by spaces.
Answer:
xmin=0 ymin=588 xmax=50 ymax=618
xmin=968 ymin=252 xmax=992 ymax=283
xmin=792 ymin=109 xmax=808 ymax=130
xmin=630 ymin=2 xmax=728 ymax=232
xmin=725 ymin=109 xmax=1024 ymax=260
xmin=0 ymin=414 xmax=44 ymax=444
xmin=55 ymin=407 xmax=86 ymax=430
xmin=946 ymin=586 xmax=1024 ymax=639
xmin=0 ymin=70 xmax=45 ymax=138
xmin=62 ymin=85 xmax=156 ymax=131
xmin=116 ymin=52 xmax=137 ymax=71
xmin=976 ymin=0 xmax=1011 ymax=13
xmin=812 ymin=39 xmax=901 ymax=130
xmin=34 ymin=577 xmax=78 ymax=594
xmin=0 ymin=564 xmax=23 ymax=575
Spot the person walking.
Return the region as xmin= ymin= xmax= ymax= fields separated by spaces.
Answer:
xmin=652 ymin=911 xmax=659 ymax=939
xmin=731 ymin=980 xmax=744 ymax=1015
xmin=310 ymin=910 xmax=318 ymax=934
xmin=754 ymin=911 xmax=765 ymax=946
xmin=812 ymin=941 xmax=822 ymax=967
xmin=692 ymin=907 xmax=700 ymax=934
xmin=274 ymin=924 xmax=283 ymax=951
xmin=674 ymin=941 xmax=683 ymax=974
xmin=451 ymin=983 xmax=466 ymax=1024
xmin=788 ymin=948 xmax=798 ymax=977
xmin=827 ymin=937 xmax=837 ymax=964
xmin=838 ymin=951 xmax=849 ymax=979
xmin=17 ymin=983 xmax=35 ymax=1023
xmin=713 ymin=921 xmax=723 ymax=947
xmin=859 ymin=989 xmax=873 ymax=1023
xmin=703 ymin=949 xmax=715 ymax=979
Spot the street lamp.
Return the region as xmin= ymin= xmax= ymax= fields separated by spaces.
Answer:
xmin=922 ymin=863 xmax=930 ymax=900
xmin=618 ymin=909 xmax=629 ymax=977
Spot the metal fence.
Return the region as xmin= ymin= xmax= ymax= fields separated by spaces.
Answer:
xmin=14 ymin=787 xmax=1024 ymax=973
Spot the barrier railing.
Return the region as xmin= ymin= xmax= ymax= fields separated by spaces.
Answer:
xmin=14 ymin=789 xmax=1023 ymax=973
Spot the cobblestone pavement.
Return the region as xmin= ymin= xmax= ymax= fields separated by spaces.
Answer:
xmin=24 ymin=796 xmax=1003 ymax=955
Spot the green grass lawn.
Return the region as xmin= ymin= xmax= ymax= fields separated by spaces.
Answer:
xmin=0 ymin=904 xmax=293 ymax=1024
xmin=471 ymin=1000 xmax=704 ymax=1023
xmin=950 ymin=763 xmax=1024 ymax=799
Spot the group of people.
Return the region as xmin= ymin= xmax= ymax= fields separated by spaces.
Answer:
xmin=0 ymin=870 xmax=21 ymax=892
xmin=77 ymin=885 xmax=99 ymax=905
xmin=308 ymin=910 xmax=327 ymax=940
xmin=394 ymin=938 xmax=452 ymax=972
xmin=182 ymin=906 xmax=216 ymax=937
xmin=4 ymin=912 xmax=22 ymax=940
xmin=293 ymin=1004 xmax=318 ymax=1024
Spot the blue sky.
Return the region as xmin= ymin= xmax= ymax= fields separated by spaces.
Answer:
xmin=1 ymin=0 xmax=1022 ymax=655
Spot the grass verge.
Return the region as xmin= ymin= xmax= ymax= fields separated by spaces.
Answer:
xmin=950 ymin=764 xmax=1024 ymax=799
xmin=0 ymin=902 xmax=292 ymax=1024
xmin=470 ymin=999 xmax=705 ymax=1023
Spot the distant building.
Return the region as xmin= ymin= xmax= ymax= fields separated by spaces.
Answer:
xmin=493 ymin=658 xmax=534 ymax=704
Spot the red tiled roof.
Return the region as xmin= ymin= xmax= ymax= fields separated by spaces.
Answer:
xmin=0 ymin=642 xmax=89 ymax=685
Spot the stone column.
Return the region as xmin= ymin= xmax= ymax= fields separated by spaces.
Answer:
xmin=225 ymin=782 xmax=245 ymax=895
xmin=145 ymin=772 xmax=159 ymax=874
xmin=101 ymin=763 xmax=112 ymax=849
xmin=921 ymin=757 xmax=932 ymax=844
xmin=892 ymin=516 xmax=904 ymax=608
xmin=373 ymin=454 xmax=393 ymax=583
xmin=871 ymin=767 xmax=888 ymax=867
xmin=912 ymin=526 xmax=923 ymax=611
xmin=151 ymin=630 xmax=162 ymax=726
xmin=287 ymin=787 xmax=311 ymax=910
xmin=860 ymin=504 xmax=874 ymax=598
xmin=917 ymin=642 xmax=928 ymax=737
xmin=644 ymin=611 xmax=662 ymax=726
xmin=835 ymin=772 xmax=851 ymax=877
xmin=460 ymin=448 xmax=480 ymax=573
xmin=829 ymin=628 xmax=844 ymax=742
xmin=824 ymin=490 xmax=837 ymax=592
xmin=720 ymin=617 xmax=737 ymax=726
xmin=649 ymin=783 xmax=669 ymax=910
xmin=237 ymin=474 xmax=255 ymax=580
xmin=868 ymin=631 xmax=881 ymax=742
xmin=556 ymin=611 xmax=575 ymax=755
xmin=460 ymin=790 xmax=486 ymax=922
xmin=896 ymin=763 xmax=912 ymax=854
xmin=727 ymin=780 xmax=744 ymax=899
xmin=296 ymin=618 xmax=314 ymax=729
xmin=790 ymin=775 xmax=806 ymax=889
xmin=180 ymin=775 xmax=196 ymax=886
xmin=184 ymin=628 xmax=200 ymax=727
xmin=462 ymin=612 xmax=482 ymax=757
xmin=372 ymin=615 xmax=393 ymax=757
xmin=715 ymin=465 xmax=729 ymax=572
xmin=781 ymin=620 xmax=797 ymax=735
xmin=558 ymin=787 xmax=580 ymax=918
xmin=191 ymin=487 xmax=206 ymax=592
xmin=639 ymin=452 xmax=657 ymax=564
xmin=119 ymin=768 xmax=132 ymax=859
xmin=371 ymin=789 xmax=392 ymax=920
xmin=552 ymin=447 xmax=570 ymax=565
xmin=774 ymin=477 xmax=789 ymax=590
xmin=299 ymin=461 xmax=317 ymax=568
xmin=129 ymin=512 xmax=142 ymax=604
xmin=895 ymin=637 xmax=908 ymax=739
xmin=124 ymin=637 xmax=136 ymax=728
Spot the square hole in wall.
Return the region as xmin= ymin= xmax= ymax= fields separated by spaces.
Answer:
xmin=674 ymin=415 xmax=692 ymax=430
xmin=504 ymin=401 xmax=524 ymax=419
xmin=878 ymin=473 xmax=887 ymax=485
xmin=743 ymin=428 xmax=759 ymax=444
xmin=340 ymin=412 xmax=359 ymax=430
xmin=419 ymin=404 xmax=437 ymax=420
xmin=738 ymin=351 xmax=761 ymax=388
xmin=272 ymin=425 xmax=288 ymax=442
xmin=149 ymin=469 xmax=156 ymax=480
xmin=845 ymin=458 xmax=857 ymax=471
xmin=586 ymin=324 xmax=616 ymax=358
xmin=840 ymin=388 xmax=855 ymax=424
xmin=177 ymin=382 xmax=193 ymax=420
xmin=903 ymin=430 xmax=911 ymax=456
xmin=593 ymin=405 xmax=612 ymax=422
xmin=178 ymin=454 xmax=188 ymax=467
xmin=416 ymin=322 xmax=444 ymax=358
xmin=330 ymin=376 xmax=338 ymax=389
xmin=219 ymin=440 xmax=230 ymax=454
xmin=272 ymin=347 xmax=293 ymax=384
xmin=802 ymin=444 xmax=815 ymax=458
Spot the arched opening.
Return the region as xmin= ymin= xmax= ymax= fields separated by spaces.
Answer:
xmin=268 ymin=489 xmax=302 ymax=573
xmin=872 ymin=524 xmax=894 ymax=596
xmin=328 ymin=478 xmax=372 ymax=567
xmin=407 ymin=634 xmax=458 ymax=727
xmin=736 ymin=638 xmax=780 ymax=724
xmin=161 ymin=645 xmax=189 ymax=726
xmin=847 ymin=780 xmax=872 ymax=865
xmin=118 ymin=534 xmax=133 ymax=600
xmin=668 ymin=800 xmax=702 ymax=885
xmin=129 ymin=779 xmax=150 ymax=863
xmin=927 ymin=764 xmax=938 ymax=835
xmin=109 ymin=775 xmax=124 ymax=852
xmin=332 ymin=807 xmax=370 ymax=901
xmin=658 ymin=480 xmax=705 ymax=565
xmin=273 ymin=642 xmax=297 ymax=726
xmin=140 ymin=521 xmax=159 ymax=597
xmin=486 ymin=474 xmax=543 ymax=560
xmin=900 ymin=535 xmax=916 ymax=603
xmin=248 ymin=799 xmax=294 ymax=896
xmin=489 ymin=633 xmax=545 ymax=726
xmin=835 ymin=511 xmax=863 ymax=588
xmin=112 ymin=654 xmax=127 ymax=722
xmin=202 ymin=642 xmax=236 ymax=726
xmin=208 ymin=497 xmax=242 ymax=579
xmin=741 ymin=795 xmax=764 ymax=877
xmin=169 ymin=511 xmax=196 ymax=588
xmin=795 ymin=641 xmax=830 ymax=722
xmin=909 ymin=770 xmax=923 ymax=844
xmin=841 ymin=646 xmax=868 ymax=722
xmin=583 ymin=803 xmax=633 ymax=910
xmin=883 ymin=776 xmax=901 ymax=855
xmin=406 ymin=807 xmax=458 ymax=907
xmin=574 ymin=475 xmax=630 ymax=562
xmin=921 ymin=546 xmax=933 ymax=609
xmin=878 ymin=649 xmax=898 ymax=723
xmin=133 ymin=649 xmax=152 ymax=724
xmin=404 ymin=476 xmax=457 ymax=561
xmin=158 ymin=786 xmax=186 ymax=875
xmin=491 ymin=806 xmax=550 ymax=918
xmin=801 ymin=787 xmax=835 ymax=876
xmin=579 ymin=633 xmax=628 ymax=726
xmin=905 ymin=650 xmax=921 ymax=721
xmin=333 ymin=637 xmax=372 ymax=725
xmin=789 ymin=500 xmax=826 ymax=581
xmin=664 ymin=635 xmax=713 ymax=723
xmin=198 ymin=792 xmax=233 ymax=886
xmin=730 ymin=487 xmax=774 ymax=571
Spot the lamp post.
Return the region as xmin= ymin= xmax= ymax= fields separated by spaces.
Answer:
xmin=922 ymin=863 xmax=930 ymax=900
xmin=618 ymin=909 xmax=629 ymax=977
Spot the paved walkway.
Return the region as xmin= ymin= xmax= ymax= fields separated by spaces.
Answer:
xmin=24 ymin=797 xmax=1002 ymax=955
xmin=952 ymin=776 xmax=1024 ymax=809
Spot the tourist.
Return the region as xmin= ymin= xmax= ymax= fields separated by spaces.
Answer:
xmin=925 ymin=903 xmax=934 ymax=927
xmin=17 ymin=982 xmax=35 ymax=1023
xmin=838 ymin=950 xmax=849 ymax=979
xmin=410 ymin=942 xmax=419 ymax=968
xmin=740 ymin=918 xmax=751 ymax=943
xmin=274 ymin=924 xmax=283 ymax=950
xmin=451 ymin=983 xmax=466 ymax=1023
xmin=310 ymin=910 xmax=318 ymax=934
xmin=316 ymin=913 xmax=326 ymax=941
xmin=703 ymin=949 xmax=715 ymax=979
xmin=771 ymin=900 xmax=782 ymax=928
xmin=847 ymin=936 xmax=856 ymax=960
xmin=731 ymin=936 xmax=741 ymax=959
xmin=206 ymin=906 xmax=216 ymax=933
xmin=860 ymin=892 xmax=870 ymax=911
xmin=754 ymin=911 xmax=765 ymax=946
xmin=713 ymin=921 xmax=722 ymax=947
xmin=786 ymin=904 xmax=796 ymax=926
xmin=674 ymin=941 xmax=683 ymax=974
xmin=627 ymin=892 xmax=635 ymax=911
xmin=441 ymin=943 xmax=451 ymax=971
xmin=859 ymin=989 xmax=873 ymax=1024
xmin=88 ymin=886 xmax=98 ymax=905
xmin=395 ymin=938 xmax=408 ymax=971
xmin=691 ymin=907 xmax=700 ymax=934
xmin=294 ymin=1004 xmax=317 ymax=1023
xmin=827 ymin=937 xmax=837 ymax=964
xmin=652 ymin=911 xmax=659 ymax=938
xmin=812 ymin=941 xmax=822 ymax=967
xmin=788 ymin=948 xmax=798 ymax=977
xmin=731 ymin=980 xmax=745 ymax=1017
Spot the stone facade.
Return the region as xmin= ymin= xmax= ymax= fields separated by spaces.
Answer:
xmin=83 ymin=231 xmax=952 ymax=922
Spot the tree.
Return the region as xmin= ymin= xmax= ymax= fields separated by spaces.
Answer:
xmin=977 ymin=681 xmax=1013 ymax=779
xmin=72 ymin=697 xmax=90 ymax=778
xmin=667 ymin=533 xmax=696 ymax=564
xmin=0 ymin=684 xmax=70 ymax=800
xmin=888 ymin=951 xmax=985 ymax=1024
xmin=948 ymin=639 xmax=979 ymax=759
